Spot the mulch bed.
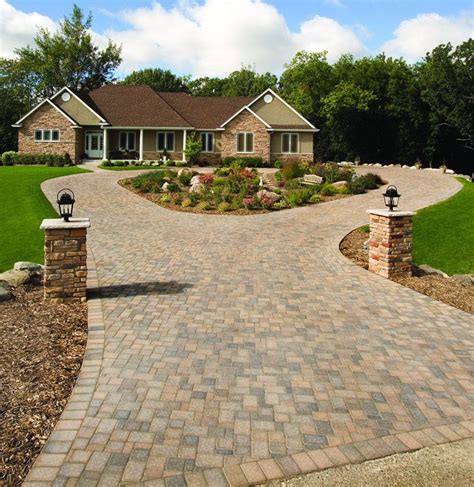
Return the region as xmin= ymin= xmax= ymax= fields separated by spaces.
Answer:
xmin=0 ymin=279 xmax=87 ymax=486
xmin=340 ymin=228 xmax=473 ymax=314
xmin=119 ymin=178 xmax=349 ymax=215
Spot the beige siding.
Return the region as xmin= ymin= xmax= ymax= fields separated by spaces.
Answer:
xmin=271 ymin=132 xmax=313 ymax=154
xmin=251 ymin=96 xmax=306 ymax=126
xmin=55 ymin=95 xmax=102 ymax=126
xmin=197 ymin=131 xmax=222 ymax=153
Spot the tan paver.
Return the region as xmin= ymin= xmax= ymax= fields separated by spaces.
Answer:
xmin=25 ymin=167 xmax=473 ymax=486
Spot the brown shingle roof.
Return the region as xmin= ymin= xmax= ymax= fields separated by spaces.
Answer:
xmin=87 ymin=85 xmax=192 ymax=127
xmin=271 ymin=124 xmax=315 ymax=130
xmin=159 ymin=92 xmax=253 ymax=129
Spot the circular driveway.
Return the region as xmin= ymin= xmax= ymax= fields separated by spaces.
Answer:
xmin=27 ymin=167 xmax=473 ymax=486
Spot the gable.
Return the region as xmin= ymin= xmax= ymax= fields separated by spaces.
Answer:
xmin=54 ymin=93 xmax=103 ymax=126
xmin=250 ymin=95 xmax=308 ymax=127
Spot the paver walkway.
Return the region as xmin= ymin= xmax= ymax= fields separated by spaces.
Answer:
xmin=26 ymin=167 xmax=473 ymax=486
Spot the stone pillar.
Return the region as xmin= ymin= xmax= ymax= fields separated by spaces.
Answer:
xmin=367 ymin=209 xmax=415 ymax=278
xmin=40 ymin=218 xmax=91 ymax=303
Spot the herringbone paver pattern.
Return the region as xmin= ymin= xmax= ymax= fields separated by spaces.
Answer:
xmin=26 ymin=167 xmax=473 ymax=486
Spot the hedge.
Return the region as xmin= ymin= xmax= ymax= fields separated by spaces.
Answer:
xmin=1 ymin=152 xmax=74 ymax=167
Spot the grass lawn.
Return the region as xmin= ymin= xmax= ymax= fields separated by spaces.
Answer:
xmin=413 ymin=177 xmax=474 ymax=275
xmin=0 ymin=166 xmax=90 ymax=272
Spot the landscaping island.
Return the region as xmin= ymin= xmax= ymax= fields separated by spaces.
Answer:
xmin=121 ymin=161 xmax=385 ymax=214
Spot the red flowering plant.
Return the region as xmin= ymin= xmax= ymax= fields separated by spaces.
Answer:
xmin=260 ymin=195 xmax=274 ymax=209
xmin=243 ymin=196 xmax=255 ymax=208
xmin=199 ymin=174 xmax=214 ymax=185
xmin=240 ymin=169 xmax=255 ymax=179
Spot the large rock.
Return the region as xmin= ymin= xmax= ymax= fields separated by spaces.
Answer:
xmin=257 ymin=190 xmax=280 ymax=203
xmin=417 ymin=264 xmax=448 ymax=278
xmin=189 ymin=175 xmax=204 ymax=193
xmin=14 ymin=261 xmax=43 ymax=276
xmin=0 ymin=281 xmax=12 ymax=302
xmin=333 ymin=180 xmax=347 ymax=189
xmin=451 ymin=274 xmax=473 ymax=285
xmin=445 ymin=169 xmax=455 ymax=174
xmin=0 ymin=269 xmax=30 ymax=287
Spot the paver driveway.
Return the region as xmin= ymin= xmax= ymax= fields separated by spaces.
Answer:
xmin=27 ymin=167 xmax=473 ymax=486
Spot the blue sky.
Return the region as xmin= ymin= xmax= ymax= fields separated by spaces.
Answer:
xmin=2 ymin=0 xmax=473 ymax=77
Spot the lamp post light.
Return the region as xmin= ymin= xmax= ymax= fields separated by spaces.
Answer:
xmin=383 ymin=185 xmax=400 ymax=211
xmin=57 ymin=188 xmax=75 ymax=222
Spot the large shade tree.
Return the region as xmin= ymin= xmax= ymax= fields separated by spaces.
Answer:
xmin=122 ymin=68 xmax=190 ymax=93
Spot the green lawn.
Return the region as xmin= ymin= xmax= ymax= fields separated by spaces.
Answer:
xmin=0 ymin=166 xmax=90 ymax=272
xmin=413 ymin=177 xmax=474 ymax=275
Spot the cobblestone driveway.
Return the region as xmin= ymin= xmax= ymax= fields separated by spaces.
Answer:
xmin=27 ymin=167 xmax=473 ymax=486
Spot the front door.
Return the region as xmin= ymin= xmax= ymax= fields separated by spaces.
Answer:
xmin=85 ymin=132 xmax=103 ymax=159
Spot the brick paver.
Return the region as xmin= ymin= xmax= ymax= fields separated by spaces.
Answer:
xmin=25 ymin=167 xmax=473 ymax=486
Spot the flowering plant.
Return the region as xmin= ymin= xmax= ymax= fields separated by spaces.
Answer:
xmin=243 ymin=196 xmax=255 ymax=208
xmin=199 ymin=174 xmax=214 ymax=185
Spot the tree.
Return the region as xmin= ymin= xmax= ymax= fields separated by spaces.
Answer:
xmin=187 ymin=77 xmax=224 ymax=96
xmin=15 ymin=4 xmax=121 ymax=98
xmin=184 ymin=132 xmax=202 ymax=164
xmin=221 ymin=67 xmax=277 ymax=96
xmin=123 ymin=68 xmax=190 ymax=93
xmin=418 ymin=40 xmax=474 ymax=169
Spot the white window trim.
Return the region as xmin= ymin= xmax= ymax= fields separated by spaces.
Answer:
xmin=119 ymin=131 xmax=137 ymax=151
xmin=201 ymin=132 xmax=214 ymax=153
xmin=236 ymin=132 xmax=255 ymax=153
xmin=281 ymin=133 xmax=299 ymax=154
xmin=34 ymin=128 xmax=61 ymax=142
xmin=156 ymin=131 xmax=175 ymax=152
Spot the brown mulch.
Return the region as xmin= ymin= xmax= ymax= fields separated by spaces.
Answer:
xmin=119 ymin=178 xmax=349 ymax=215
xmin=0 ymin=280 xmax=87 ymax=486
xmin=340 ymin=228 xmax=474 ymax=314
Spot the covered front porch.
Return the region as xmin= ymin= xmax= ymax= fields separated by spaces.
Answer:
xmin=83 ymin=128 xmax=188 ymax=161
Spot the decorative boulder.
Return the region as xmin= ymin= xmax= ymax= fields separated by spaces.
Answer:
xmin=257 ymin=190 xmax=280 ymax=203
xmin=374 ymin=163 xmax=382 ymax=167
xmin=14 ymin=261 xmax=43 ymax=276
xmin=417 ymin=264 xmax=448 ymax=278
xmin=333 ymin=180 xmax=347 ymax=189
xmin=446 ymin=169 xmax=455 ymax=174
xmin=0 ymin=281 xmax=12 ymax=302
xmin=162 ymin=182 xmax=170 ymax=192
xmin=402 ymin=165 xmax=410 ymax=169
xmin=190 ymin=175 xmax=204 ymax=193
xmin=0 ymin=269 xmax=30 ymax=288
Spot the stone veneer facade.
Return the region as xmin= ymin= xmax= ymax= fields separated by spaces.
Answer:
xmin=41 ymin=219 xmax=90 ymax=303
xmin=220 ymin=110 xmax=270 ymax=162
xmin=18 ymin=103 xmax=81 ymax=162
xmin=368 ymin=209 xmax=415 ymax=278
xmin=270 ymin=152 xmax=314 ymax=164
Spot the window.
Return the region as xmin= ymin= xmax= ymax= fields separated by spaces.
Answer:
xmin=282 ymin=133 xmax=299 ymax=154
xmin=119 ymin=131 xmax=136 ymax=151
xmin=157 ymin=132 xmax=175 ymax=152
xmin=33 ymin=129 xmax=60 ymax=142
xmin=237 ymin=132 xmax=254 ymax=153
xmin=201 ymin=132 xmax=214 ymax=152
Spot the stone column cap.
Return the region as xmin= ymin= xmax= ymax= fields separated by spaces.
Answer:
xmin=40 ymin=217 xmax=91 ymax=230
xmin=367 ymin=209 xmax=415 ymax=217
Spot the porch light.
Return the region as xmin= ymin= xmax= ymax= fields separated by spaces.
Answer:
xmin=383 ymin=185 xmax=400 ymax=211
xmin=57 ymin=188 xmax=75 ymax=222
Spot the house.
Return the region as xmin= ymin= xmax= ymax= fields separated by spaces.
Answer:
xmin=13 ymin=85 xmax=318 ymax=165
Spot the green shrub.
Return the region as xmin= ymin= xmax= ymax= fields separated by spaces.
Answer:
xmin=197 ymin=201 xmax=211 ymax=211
xmin=160 ymin=194 xmax=171 ymax=203
xmin=167 ymin=182 xmax=179 ymax=192
xmin=2 ymin=151 xmax=16 ymax=166
xmin=132 ymin=170 xmax=175 ymax=192
xmin=221 ymin=156 xmax=265 ymax=168
xmin=218 ymin=201 xmax=231 ymax=212
xmin=273 ymin=160 xmax=283 ymax=169
xmin=320 ymin=183 xmax=337 ymax=196
xmin=281 ymin=160 xmax=305 ymax=181
xmin=181 ymin=197 xmax=192 ymax=208
xmin=309 ymin=193 xmax=321 ymax=203
xmin=214 ymin=167 xmax=231 ymax=176
xmin=9 ymin=152 xmax=72 ymax=166
xmin=178 ymin=172 xmax=192 ymax=186
xmin=347 ymin=178 xmax=367 ymax=194
xmin=101 ymin=159 xmax=113 ymax=167
xmin=360 ymin=172 xmax=383 ymax=189
xmin=286 ymin=188 xmax=313 ymax=206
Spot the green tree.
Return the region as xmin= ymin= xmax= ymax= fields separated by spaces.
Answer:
xmin=187 ymin=77 xmax=225 ymax=96
xmin=184 ymin=132 xmax=202 ymax=164
xmin=221 ymin=67 xmax=277 ymax=96
xmin=123 ymin=68 xmax=190 ymax=93
xmin=15 ymin=4 xmax=121 ymax=98
xmin=418 ymin=40 xmax=474 ymax=167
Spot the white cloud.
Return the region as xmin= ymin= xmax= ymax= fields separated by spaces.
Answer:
xmin=0 ymin=0 xmax=56 ymax=58
xmin=105 ymin=0 xmax=367 ymax=76
xmin=381 ymin=11 xmax=473 ymax=62
xmin=324 ymin=0 xmax=345 ymax=7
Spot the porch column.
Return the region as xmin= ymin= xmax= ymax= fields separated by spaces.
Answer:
xmin=182 ymin=129 xmax=187 ymax=162
xmin=103 ymin=128 xmax=108 ymax=160
xmin=139 ymin=129 xmax=144 ymax=161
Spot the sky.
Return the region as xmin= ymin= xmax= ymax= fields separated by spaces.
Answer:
xmin=1 ymin=0 xmax=473 ymax=78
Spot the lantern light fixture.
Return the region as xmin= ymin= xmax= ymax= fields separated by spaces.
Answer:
xmin=383 ymin=185 xmax=400 ymax=211
xmin=57 ymin=188 xmax=75 ymax=222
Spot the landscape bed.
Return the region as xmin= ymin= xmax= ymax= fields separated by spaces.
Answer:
xmin=121 ymin=161 xmax=385 ymax=214
xmin=0 ymin=280 xmax=87 ymax=485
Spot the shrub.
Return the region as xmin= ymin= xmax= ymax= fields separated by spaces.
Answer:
xmin=166 ymin=182 xmax=179 ymax=192
xmin=9 ymin=152 xmax=72 ymax=166
xmin=214 ymin=167 xmax=231 ymax=176
xmin=347 ymin=178 xmax=367 ymax=194
xmin=221 ymin=156 xmax=265 ymax=168
xmin=286 ymin=188 xmax=313 ymax=206
xmin=132 ymin=170 xmax=175 ymax=192
xmin=199 ymin=174 xmax=214 ymax=185
xmin=281 ymin=160 xmax=305 ymax=181
xmin=181 ymin=197 xmax=192 ymax=208
xmin=360 ymin=172 xmax=383 ymax=189
xmin=197 ymin=201 xmax=211 ymax=211
xmin=160 ymin=194 xmax=171 ymax=203
xmin=2 ymin=151 xmax=16 ymax=165
xmin=309 ymin=193 xmax=321 ymax=203
xmin=178 ymin=172 xmax=192 ymax=186
xmin=184 ymin=132 xmax=202 ymax=165
xmin=320 ymin=183 xmax=337 ymax=196
xmin=273 ymin=160 xmax=283 ymax=169
xmin=218 ymin=201 xmax=231 ymax=212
